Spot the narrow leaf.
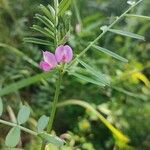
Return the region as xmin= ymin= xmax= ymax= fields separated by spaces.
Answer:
xmin=31 ymin=25 xmax=54 ymax=39
xmin=58 ymin=0 xmax=71 ymax=16
xmin=71 ymin=72 xmax=105 ymax=86
xmin=54 ymin=0 xmax=59 ymax=9
xmin=0 ymin=98 xmax=3 ymax=116
xmin=48 ymin=4 xmax=55 ymax=17
xmin=38 ymin=132 xmax=65 ymax=147
xmin=37 ymin=115 xmax=49 ymax=132
xmin=39 ymin=4 xmax=54 ymax=22
xmin=77 ymin=59 xmax=109 ymax=85
xmin=108 ymin=28 xmax=145 ymax=40
xmin=24 ymin=37 xmax=54 ymax=46
xmin=17 ymin=105 xmax=30 ymax=125
xmin=5 ymin=127 xmax=20 ymax=147
xmin=35 ymin=14 xmax=54 ymax=32
xmin=44 ymin=27 xmax=55 ymax=37
xmin=125 ymin=14 xmax=150 ymax=20
xmin=92 ymin=45 xmax=128 ymax=63
xmin=0 ymin=70 xmax=56 ymax=97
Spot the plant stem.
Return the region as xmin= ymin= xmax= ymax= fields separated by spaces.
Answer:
xmin=0 ymin=119 xmax=37 ymax=136
xmin=67 ymin=0 xmax=142 ymax=69
xmin=40 ymin=71 xmax=63 ymax=150
xmin=47 ymin=71 xmax=63 ymax=133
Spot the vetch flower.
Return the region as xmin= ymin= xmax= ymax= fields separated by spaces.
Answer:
xmin=55 ymin=45 xmax=73 ymax=63
xmin=39 ymin=51 xmax=58 ymax=71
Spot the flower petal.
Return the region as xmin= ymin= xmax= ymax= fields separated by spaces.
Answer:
xmin=39 ymin=61 xmax=51 ymax=71
xmin=43 ymin=51 xmax=58 ymax=68
xmin=55 ymin=45 xmax=64 ymax=63
xmin=55 ymin=45 xmax=73 ymax=63
xmin=63 ymin=45 xmax=73 ymax=63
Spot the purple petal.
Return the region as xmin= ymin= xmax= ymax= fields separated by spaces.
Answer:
xmin=39 ymin=61 xmax=51 ymax=71
xmin=55 ymin=45 xmax=73 ymax=63
xmin=43 ymin=51 xmax=58 ymax=68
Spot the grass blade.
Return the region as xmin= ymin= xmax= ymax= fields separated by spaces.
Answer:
xmin=92 ymin=45 xmax=128 ymax=63
xmin=108 ymin=28 xmax=145 ymax=40
xmin=0 ymin=70 xmax=56 ymax=97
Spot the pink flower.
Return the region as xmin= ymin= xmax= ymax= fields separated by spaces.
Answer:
xmin=39 ymin=51 xmax=58 ymax=71
xmin=55 ymin=45 xmax=73 ymax=63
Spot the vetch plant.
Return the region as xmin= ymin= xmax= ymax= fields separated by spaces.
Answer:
xmin=0 ymin=0 xmax=149 ymax=149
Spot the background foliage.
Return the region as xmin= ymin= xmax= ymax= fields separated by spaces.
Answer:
xmin=0 ymin=0 xmax=150 ymax=149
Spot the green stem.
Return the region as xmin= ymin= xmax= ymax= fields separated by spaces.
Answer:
xmin=67 ymin=0 xmax=142 ymax=69
xmin=47 ymin=71 xmax=63 ymax=133
xmin=40 ymin=71 xmax=63 ymax=150
xmin=0 ymin=119 xmax=37 ymax=136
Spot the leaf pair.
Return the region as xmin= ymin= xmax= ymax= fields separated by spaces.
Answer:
xmin=5 ymin=105 xmax=30 ymax=147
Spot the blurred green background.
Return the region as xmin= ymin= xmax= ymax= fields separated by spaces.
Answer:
xmin=0 ymin=0 xmax=150 ymax=149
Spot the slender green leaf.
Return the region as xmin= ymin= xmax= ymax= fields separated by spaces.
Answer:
xmin=37 ymin=115 xmax=49 ymax=132
xmin=5 ymin=127 xmax=20 ymax=147
xmin=38 ymin=132 xmax=65 ymax=147
xmin=77 ymin=59 xmax=109 ymax=85
xmin=108 ymin=28 xmax=145 ymax=40
xmin=54 ymin=0 xmax=59 ymax=9
xmin=24 ymin=37 xmax=54 ymax=46
xmin=125 ymin=14 xmax=150 ymax=20
xmin=17 ymin=105 xmax=30 ymax=125
xmin=39 ymin=4 xmax=54 ymax=22
xmin=48 ymin=4 xmax=55 ymax=17
xmin=0 ymin=98 xmax=3 ymax=116
xmin=35 ymin=14 xmax=54 ymax=32
xmin=92 ymin=45 xmax=128 ymax=63
xmin=31 ymin=25 xmax=54 ymax=39
xmin=44 ymin=27 xmax=55 ymax=37
xmin=0 ymin=70 xmax=56 ymax=97
xmin=71 ymin=72 xmax=105 ymax=86
xmin=58 ymin=0 xmax=71 ymax=16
